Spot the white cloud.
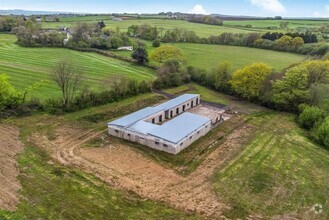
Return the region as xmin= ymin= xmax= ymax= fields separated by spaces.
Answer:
xmin=250 ymin=0 xmax=286 ymax=13
xmin=314 ymin=5 xmax=329 ymax=17
xmin=190 ymin=4 xmax=208 ymax=15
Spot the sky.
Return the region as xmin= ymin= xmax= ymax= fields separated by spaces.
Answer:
xmin=1 ymin=0 xmax=329 ymax=17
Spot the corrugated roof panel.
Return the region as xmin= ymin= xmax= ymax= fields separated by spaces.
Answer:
xmin=127 ymin=121 xmax=160 ymax=135
xmin=156 ymin=94 xmax=199 ymax=111
xmin=108 ymin=107 xmax=163 ymax=127
xmin=148 ymin=112 xmax=210 ymax=144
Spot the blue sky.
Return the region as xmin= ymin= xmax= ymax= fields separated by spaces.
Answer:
xmin=1 ymin=0 xmax=329 ymax=17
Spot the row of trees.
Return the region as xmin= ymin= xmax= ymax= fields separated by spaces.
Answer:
xmin=187 ymin=59 xmax=329 ymax=148
xmin=187 ymin=15 xmax=223 ymax=26
xmin=262 ymin=32 xmax=318 ymax=43
xmin=14 ymin=20 xmax=139 ymax=50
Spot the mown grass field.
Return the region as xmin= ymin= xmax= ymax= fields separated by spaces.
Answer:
xmin=114 ymin=41 xmax=305 ymax=71
xmin=0 ymin=94 xmax=198 ymax=220
xmin=0 ymin=34 xmax=155 ymax=101
xmin=175 ymin=43 xmax=305 ymax=71
xmin=213 ymin=112 xmax=329 ymax=219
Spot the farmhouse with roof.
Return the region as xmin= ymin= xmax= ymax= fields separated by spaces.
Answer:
xmin=108 ymin=94 xmax=214 ymax=154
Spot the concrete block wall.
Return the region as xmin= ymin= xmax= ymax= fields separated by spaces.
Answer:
xmin=175 ymin=121 xmax=212 ymax=153
xmin=166 ymin=95 xmax=200 ymax=120
xmin=144 ymin=111 xmax=165 ymax=124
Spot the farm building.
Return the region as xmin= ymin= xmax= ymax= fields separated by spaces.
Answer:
xmin=108 ymin=94 xmax=213 ymax=154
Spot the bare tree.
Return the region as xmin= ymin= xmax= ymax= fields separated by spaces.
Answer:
xmin=51 ymin=60 xmax=84 ymax=108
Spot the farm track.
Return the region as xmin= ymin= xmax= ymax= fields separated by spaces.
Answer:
xmin=0 ymin=125 xmax=24 ymax=211
xmin=32 ymin=122 xmax=254 ymax=218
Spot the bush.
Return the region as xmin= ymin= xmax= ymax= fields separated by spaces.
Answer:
xmin=298 ymin=105 xmax=326 ymax=130
xmin=312 ymin=117 xmax=329 ymax=149
xmin=152 ymin=39 xmax=161 ymax=47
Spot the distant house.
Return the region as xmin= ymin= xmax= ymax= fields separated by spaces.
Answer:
xmin=36 ymin=17 xmax=42 ymax=22
xmin=112 ymin=17 xmax=123 ymax=21
xmin=117 ymin=46 xmax=133 ymax=51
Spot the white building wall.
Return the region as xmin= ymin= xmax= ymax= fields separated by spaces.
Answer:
xmin=108 ymin=119 xmax=211 ymax=155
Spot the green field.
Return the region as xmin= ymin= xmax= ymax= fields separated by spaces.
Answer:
xmin=60 ymin=15 xmax=114 ymax=22
xmin=43 ymin=18 xmax=258 ymax=37
xmin=175 ymin=43 xmax=305 ymax=71
xmin=225 ymin=19 xmax=329 ymax=31
xmin=0 ymin=34 xmax=155 ymax=101
xmin=164 ymin=83 xmax=329 ymax=219
xmin=114 ymin=41 xmax=305 ymax=71
xmin=213 ymin=112 xmax=329 ymax=219
xmin=43 ymin=16 xmax=329 ymax=37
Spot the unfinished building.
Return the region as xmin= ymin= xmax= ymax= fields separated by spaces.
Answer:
xmin=107 ymin=94 xmax=213 ymax=155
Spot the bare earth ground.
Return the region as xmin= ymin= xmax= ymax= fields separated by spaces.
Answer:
xmin=32 ymin=118 xmax=254 ymax=219
xmin=0 ymin=125 xmax=24 ymax=211
xmin=188 ymin=105 xmax=230 ymax=123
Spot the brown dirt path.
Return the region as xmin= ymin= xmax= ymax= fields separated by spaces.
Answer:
xmin=32 ymin=122 xmax=253 ymax=219
xmin=0 ymin=125 xmax=24 ymax=211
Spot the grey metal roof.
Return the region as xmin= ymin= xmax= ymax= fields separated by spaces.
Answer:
xmin=148 ymin=112 xmax=210 ymax=144
xmin=127 ymin=121 xmax=160 ymax=135
xmin=108 ymin=107 xmax=163 ymax=127
xmin=156 ymin=94 xmax=199 ymax=111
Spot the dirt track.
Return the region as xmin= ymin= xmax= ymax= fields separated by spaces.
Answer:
xmin=32 ymin=122 xmax=253 ymax=219
xmin=0 ymin=125 xmax=24 ymax=211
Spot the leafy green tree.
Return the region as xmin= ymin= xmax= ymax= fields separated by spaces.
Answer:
xmin=0 ymin=74 xmax=22 ymax=110
xmin=131 ymin=47 xmax=149 ymax=65
xmin=127 ymin=25 xmax=139 ymax=36
xmin=149 ymin=45 xmax=184 ymax=63
xmin=303 ymin=60 xmax=329 ymax=86
xmin=272 ymin=65 xmax=310 ymax=110
xmin=230 ymin=63 xmax=273 ymax=100
xmin=274 ymin=35 xmax=293 ymax=51
xmin=212 ymin=62 xmax=232 ymax=93
xmin=152 ymin=59 xmax=189 ymax=89
xmin=298 ymin=105 xmax=326 ymax=130
xmin=110 ymin=36 xmax=123 ymax=49
xmin=310 ymin=84 xmax=329 ymax=110
xmin=291 ymin=37 xmax=304 ymax=51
